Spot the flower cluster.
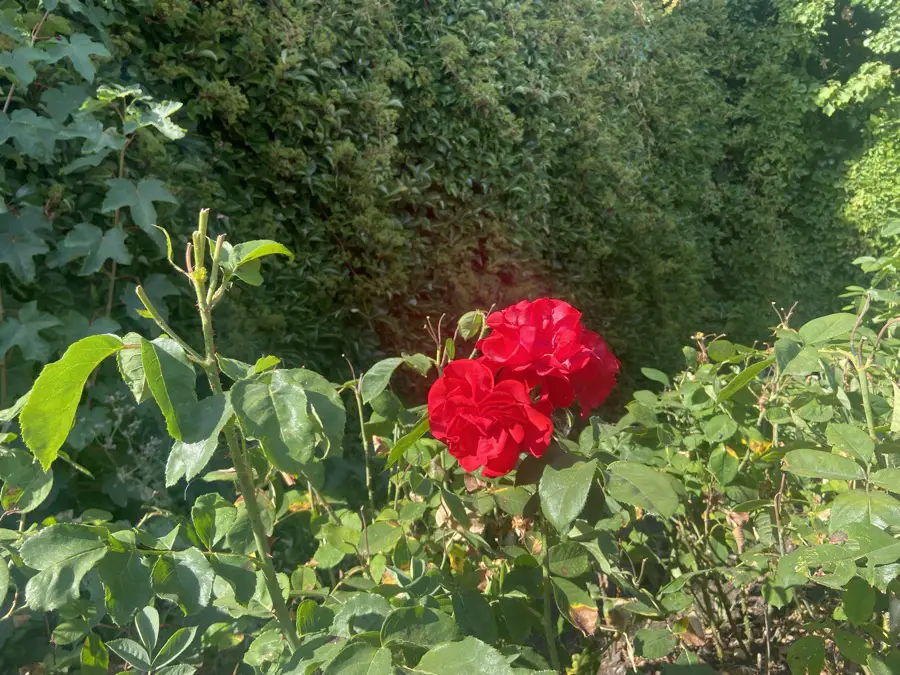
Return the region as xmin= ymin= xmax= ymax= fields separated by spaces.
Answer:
xmin=427 ymin=298 xmax=620 ymax=476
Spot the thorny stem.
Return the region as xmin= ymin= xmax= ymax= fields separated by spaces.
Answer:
xmin=0 ymin=283 xmax=6 ymax=408
xmin=540 ymin=522 xmax=562 ymax=673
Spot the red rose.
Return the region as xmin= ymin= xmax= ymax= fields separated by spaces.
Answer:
xmin=476 ymin=298 xmax=619 ymax=416
xmin=428 ymin=359 xmax=553 ymax=477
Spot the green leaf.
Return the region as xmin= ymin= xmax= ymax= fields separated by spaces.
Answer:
xmin=359 ymin=521 xmax=401 ymax=555
xmin=709 ymin=445 xmax=739 ymax=485
xmin=451 ymin=589 xmax=498 ymax=644
xmin=125 ymin=100 xmax=186 ymax=140
xmin=191 ymin=493 xmax=237 ymax=549
xmin=20 ymin=333 xmax=122 ymax=471
xmin=278 ymin=369 xmax=345 ymax=457
xmin=135 ymin=606 xmax=159 ymax=653
xmin=386 ymin=416 xmax=430 ymax=468
xmin=634 ymin=628 xmax=676 ymax=659
xmin=798 ymin=313 xmax=858 ymax=345
xmin=166 ymin=394 xmax=233 ymax=486
xmin=641 ymin=368 xmax=670 ymax=387
xmin=297 ymin=599 xmax=334 ymax=635
xmin=704 ymin=415 xmax=737 ymax=443
xmin=539 ymin=460 xmax=596 ymax=532
xmin=101 ymin=178 xmax=178 ymax=232
xmin=231 ymin=371 xmax=317 ymax=474
xmin=45 ymin=33 xmax=110 ymax=81
xmin=829 ymin=490 xmax=900 ymax=533
xmin=415 ymin=637 xmax=515 ymax=675
xmin=153 ymin=627 xmax=197 ymax=669
xmin=224 ymin=492 xmax=275 ymax=555
xmin=834 ymin=627 xmax=872 ymax=665
xmin=151 ymin=547 xmax=214 ymax=615
xmin=826 ymin=423 xmax=875 ymax=465
xmin=0 ymin=447 xmax=53 ymax=512
xmin=787 ymin=635 xmax=825 ymax=675
xmin=40 ymin=83 xmax=89 ymax=122
xmin=403 ymin=352 xmax=433 ymax=376
xmin=52 ymin=618 xmax=89 ymax=645
xmin=117 ymin=333 xmax=150 ymax=404
xmin=0 ymin=46 xmax=51 ymax=86
xmin=606 ymin=461 xmax=678 ymax=518
xmin=332 ymin=593 xmax=391 ymax=637
xmin=228 ymin=240 xmax=294 ymax=269
xmin=20 ymin=524 xmax=108 ymax=611
xmin=243 ymin=629 xmax=285 ymax=667
xmin=141 ymin=337 xmax=198 ymax=441
xmin=49 ymin=223 xmax=132 ymax=275
xmin=842 ymin=577 xmax=875 ymax=627
xmin=97 ymin=551 xmax=153 ymax=625
xmin=782 ymin=449 xmax=865 ymax=481
xmin=381 ymin=605 xmax=458 ymax=647
xmin=361 ymin=357 xmax=403 ymax=403
xmin=81 ymin=634 xmax=109 ymax=675
xmin=548 ymin=542 xmax=590 ymax=578
xmin=781 ymin=346 xmax=822 ymax=378
xmin=107 ymin=638 xmax=152 ymax=672
xmin=0 ymin=300 xmax=60 ymax=362
xmin=0 ymin=209 xmax=51 ymax=283
xmin=323 ymin=644 xmax=392 ymax=675
xmin=870 ymin=468 xmax=900 ymax=493
xmin=457 ymin=310 xmax=484 ymax=340
xmin=716 ymin=356 xmax=775 ymax=402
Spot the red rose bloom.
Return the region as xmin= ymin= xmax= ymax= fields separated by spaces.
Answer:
xmin=476 ymin=298 xmax=619 ymax=416
xmin=428 ymin=359 xmax=553 ymax=477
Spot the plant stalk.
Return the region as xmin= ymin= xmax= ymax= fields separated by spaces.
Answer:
xmin=353 ymin=384 xmax=375 ymax=514
xmin=541 ymin=525 xmax=562 ymax=673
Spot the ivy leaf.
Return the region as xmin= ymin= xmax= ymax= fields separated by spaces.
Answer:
xmin=0 ymin=46 xmax=51 ymax=85
xmin=151 ymin=547 xmax=214 ymax=616
xmin=141 ymin=337 xmax=198 ymax=441
xmin=0 ymin=109 xmax=60 ymax=162
xmin=540 ymin=460 xmax=597 ymax=532
xmin=231 ymin=371 xmax=317 ymax=474
xmin=0 ymin=208 xmax=51 ymax=283
xmin=97 ymin=551 xmax=152 ymax=626
xmin=20 ymin=524 xmax=108 ymax=611
xmin=20 ymin=334 xmax=124 ymax=470
xmin=190 ymin=492 xmax=237 ymax=549
xmin=101 ymin=178 xmax=178 ymax=231
xmin=45 ymin=33 xmax=110 ymax=82
xmin=165 ymin=394 xmax=233 ymax=486
xmin=122 ymin=274 xmax=180 ymax=322
xmin=0 ymin=301 xmax=60 ymax=362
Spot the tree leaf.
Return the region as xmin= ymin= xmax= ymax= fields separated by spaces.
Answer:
xmin=20 ymin=333 xmax=122 ymax=471
xmin=798 ymin=313 xmax=857 ymax=345
xmin=381 ymin=605 xmax=458 ymax=647
xmin=107 ymin=638 xmax=152 ymax=672
xmin=826 ymin=423 xmax=875 ymax=465
xmin=782 ymin=449 xmax=865 ymax=481
xmin=141 ymin=337 xmax=197 ymax=441
xmin=0 ymin=300 xmax=60 ymax=362
xmin=45 ymin=33 xmax=110 ymax=82
xmin=101 ymin=178 xmax=178 ymax=232
xmin=606 ymin=461 xmax=678 ymax=518
xmin=361 ymin=357 xmax=403 ymax=403
xmin=415 ymin=637 xmax=515 ymax=675
xmin=151 ymin=548 xmax=214 ymax=615
xmin=191 ymin=493 xmax=237 ymax=549
xmin=97 ymin=551 xmax=153 ymax=625
xmin=153 ymin=626 xmax=197 ymax=669
xmin=634 ymin=628 xmax=676 ymax=659
xmin=49 ymin=223 xmax=132 ymax=275
xmin=323 ymin=644 xmax=392 ymax=675
xmin=539 ymin=460 xmax=596 ymax=532
xmin=20 ymin=524 xmax=108 ymax=611
xmin=166 ymin=394 xmax=233 ymax=486
xmin=0 ymin=209 xmax=51 ymax=283
xmin=231 ymin=371 xmax=317 ymax=474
